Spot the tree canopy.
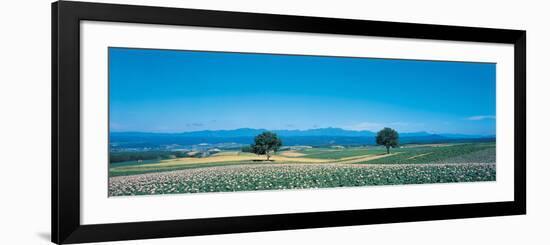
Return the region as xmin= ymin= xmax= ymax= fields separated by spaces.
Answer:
xmin=376 ymin=127 xmax=399 ymax=154
xmin=251 ymin=131 xmax=282 ymax=161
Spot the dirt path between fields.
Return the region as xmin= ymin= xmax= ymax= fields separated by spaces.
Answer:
xmin=335 ymin=152 xmax=402 ymax=164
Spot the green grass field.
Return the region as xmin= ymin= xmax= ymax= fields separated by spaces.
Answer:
xmin=361 ymin=143 xmax=496 ymax=164
xmin=298 ymin=147 xmax=386 ymax=159
xmin=108 ymin=142 xmax=496 ymax=196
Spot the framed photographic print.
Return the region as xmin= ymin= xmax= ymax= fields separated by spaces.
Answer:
xmin=52 ymin=1 xmax=526 ymax=244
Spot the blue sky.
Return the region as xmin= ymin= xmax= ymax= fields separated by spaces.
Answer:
xmin=109 ymin=47 xmax=496 ymax=135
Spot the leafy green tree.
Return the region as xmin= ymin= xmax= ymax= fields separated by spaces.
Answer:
xmin=251 ymin=131 xmax=282 ymax=160
xmin=241 ymin=145 xmax=252 ymax=153
xmin=376 ymin=127 xmax=399 ymax=154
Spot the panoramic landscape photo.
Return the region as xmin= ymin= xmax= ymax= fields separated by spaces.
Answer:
xmin=108 ymin=47 xmax=496 ymax=197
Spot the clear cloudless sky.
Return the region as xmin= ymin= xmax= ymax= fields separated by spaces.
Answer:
xmin=109 ymin=47 xmax=496 ymax=135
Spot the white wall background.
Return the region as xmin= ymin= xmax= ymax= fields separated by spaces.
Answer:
xmin=0 ymin=0 xmax=548 ymax=244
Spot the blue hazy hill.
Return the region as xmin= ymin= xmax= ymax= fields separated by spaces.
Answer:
xmin=110 ymin=128 xmax=495 ymax=149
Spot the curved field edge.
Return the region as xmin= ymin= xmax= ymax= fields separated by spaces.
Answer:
xmin=109 ymin=143 xmax=495 ymax=177
xmin=360 ymin=143 xmax=496 ymax=165
xmin=108 ymin=163 xmax=496 ymax=196
xmin=108 ymin=152 xmax=398 ymax=177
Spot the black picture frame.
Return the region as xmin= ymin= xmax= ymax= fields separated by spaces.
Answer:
xmin=52 ymin=1 xmax=526 ymax=244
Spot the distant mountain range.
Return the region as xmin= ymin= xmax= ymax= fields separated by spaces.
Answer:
xmin=110 ymin=128 xmax=495 ymax=149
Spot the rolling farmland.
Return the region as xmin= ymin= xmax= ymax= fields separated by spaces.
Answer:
xmin=109 ymin=142 xmax=496 ymax=196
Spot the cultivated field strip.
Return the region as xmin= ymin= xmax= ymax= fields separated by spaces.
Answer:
xmin=109 ymin=162 xmax=496 ymax=196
